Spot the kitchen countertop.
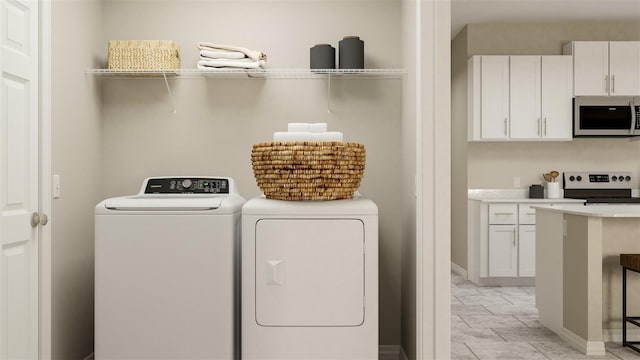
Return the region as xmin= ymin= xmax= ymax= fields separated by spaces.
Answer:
xmin=468 ymin=189 xmax=585 ymax=203
xmin=532 ymin=204 xmax=640 ymax=217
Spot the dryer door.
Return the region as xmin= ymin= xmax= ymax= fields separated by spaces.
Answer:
xmin=255 ymin=219 xmax=364 ymax=327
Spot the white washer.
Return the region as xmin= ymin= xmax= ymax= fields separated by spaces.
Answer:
xmin=95 ymin=177 xmax=245 ymax=360
xmin=241 ymin=195 xmax=378 ymax=360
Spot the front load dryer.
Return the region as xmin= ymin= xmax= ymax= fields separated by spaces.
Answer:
xmin=95 ymin=177 xmax=245 ymax=360
xmin=241 ymin=195 xmax=378 ymax=359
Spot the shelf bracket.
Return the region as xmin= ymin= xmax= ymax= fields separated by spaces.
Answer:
xmin=327 ymin=74 xmax=332 ymax=114
xmin=162 ymin=73 xmax=177 ymax=114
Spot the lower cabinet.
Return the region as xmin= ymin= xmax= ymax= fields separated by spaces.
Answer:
xmin=488 ymin=225 xmax=517 ymax=276
xmin=518 ymin=225 xmax=536 ymax=277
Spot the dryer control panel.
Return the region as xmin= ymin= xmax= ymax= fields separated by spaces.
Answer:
xmin=144 ymin=177 xmax=229 ymax=194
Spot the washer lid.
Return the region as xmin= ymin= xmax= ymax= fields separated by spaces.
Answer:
xmin=104 ymin=195 xmax=222 ymax=211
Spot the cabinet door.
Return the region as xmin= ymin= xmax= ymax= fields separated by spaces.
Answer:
xmin=609 ymin=41 xmax=640 ymax=96
xmin=489 ymin=225 xmax=517 ymax=277
xmin=541 ymin=56 xmax=573 ymax=140
xmin=518 ymin=225 xmax=536 ymax=277
xmin=481 ymin=56 xmax=510 ymax=139
xmin=510 ymin=56 xmax=541 ymax=140
xmin=573 ymin=41 xmax=609 ymax=96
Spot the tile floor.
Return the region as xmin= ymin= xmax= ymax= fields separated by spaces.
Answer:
xmin=451 ymin=271 xmax=640 ymax=359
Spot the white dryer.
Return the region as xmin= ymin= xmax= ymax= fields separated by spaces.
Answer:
xmin=95 ymin=177 xmax=245 ymax=360
xmin=241 ymin=195 xmax=378 ymax=359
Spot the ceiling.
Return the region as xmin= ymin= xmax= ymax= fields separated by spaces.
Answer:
xmin=451 ymin=0 xmax=640 ymax=38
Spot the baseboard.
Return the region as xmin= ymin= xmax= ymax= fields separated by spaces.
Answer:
xmin=604 ymin=328 xmax=640 ymax=342
xmin=379 ymin=345 xmax=404 ymax=360
xmin=451 ymin=262 xmax=467 ymax=278
xmin=560 ymin=327 xmax=606 ymax=356
xmin=83 ymin=352 xmax=94 ymax=360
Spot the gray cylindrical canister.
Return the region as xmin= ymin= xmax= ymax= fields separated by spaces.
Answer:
xmin=339 ymin=36 xmax=364 ymax=69
xmin=310 ymin=44 xmax=336 ymax=70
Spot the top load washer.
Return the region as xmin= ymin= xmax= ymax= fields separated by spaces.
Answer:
xmin=241 ymin=195 xmax=378 ymax=359
xmin=95 ymin=176 xmax=245 ymax=360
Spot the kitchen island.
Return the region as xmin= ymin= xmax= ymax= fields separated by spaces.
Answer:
xmin=533 ymin=204 xmax=640 ymax=356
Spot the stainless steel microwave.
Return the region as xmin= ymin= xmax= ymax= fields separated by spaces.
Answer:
xmin=574 ymin=96 xmax=640 ymax=137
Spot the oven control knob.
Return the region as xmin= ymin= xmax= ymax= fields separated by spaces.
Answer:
xmin=576 ymin=176 xmax=582 ymax=181
xmin=613 ymin=176 xmax=618 ymax=181
xmin=569 ymin=176 xmax=575 ymax=181
xmin=620 ymin=177 xmax=625 ymax=182
xmin=626 ymin=176 xmax=632 ymax=181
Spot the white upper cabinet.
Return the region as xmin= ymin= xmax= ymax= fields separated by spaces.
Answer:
xmin=468 ymin=55 xmax=573 ymax=142
xmin=564 ymin=41 xmax=640 ymax=96
xmin=541 ymin=56 xmax=573 ymax=140
xmin=480 ymin=56 xmax=510 ymax=140
xmin=609 ymin=41 xmax=640 ymax=95
xmin=510 ymin=56 xmax=541 ymax=140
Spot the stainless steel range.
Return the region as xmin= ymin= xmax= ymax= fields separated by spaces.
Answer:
xmin=563 ymin=171 xmax=640 ymax=204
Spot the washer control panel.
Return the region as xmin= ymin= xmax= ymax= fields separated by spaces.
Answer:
xmin=144 ymin=177 xmax=229 ymax=194
xmin=563 ymin=171 xmax=636 ymax=189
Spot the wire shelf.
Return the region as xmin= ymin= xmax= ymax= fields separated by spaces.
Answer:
xmin=85 ymin=68 xmax=406 ymax=79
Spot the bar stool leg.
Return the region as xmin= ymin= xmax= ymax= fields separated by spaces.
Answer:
xmin=624 ymin=266 xmax=628 ymax=347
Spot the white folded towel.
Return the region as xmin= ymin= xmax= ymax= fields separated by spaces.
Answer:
xmin=197 ymin=59 xmax=266 ymax=69
xmin=273 ymin=132 xmax=343 ymax=142
xmin=200 ymin=49 xmax=245 ymax=60
xmin=287 ymin=123 xmax=328 ymax=133
xmin=197 ymin=42 xmax=267 ymax=62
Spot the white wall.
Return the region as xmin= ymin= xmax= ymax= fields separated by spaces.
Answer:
xmin=100 ymin=0 xmax=405 ymax=345
xmin=51 ymin=1 xmax=103 ymax=358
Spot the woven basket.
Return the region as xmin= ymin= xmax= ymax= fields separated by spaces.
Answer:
xmin=251 ymin=141 xmax=366 ymax=201
xmin=108 ymin=40 xmax=180 ymax=70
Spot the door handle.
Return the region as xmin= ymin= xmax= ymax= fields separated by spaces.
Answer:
xmin=612 ymin=75 xmax=616 ymax=93
xmin=31 ymin=212 xmax=48 ymax=228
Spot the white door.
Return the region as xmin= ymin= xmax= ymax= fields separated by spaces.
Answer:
xmin=0 ymin=0 xmax=40 ymax=358
xmin=481 ymin=56 xmax=510 ymax=140
xmin=609 ymin=41 xmax=640 ymax=96
xmin=510 ymin=56 xmax=541 ymax=140
xmin=488 ymin=225 xmax=517 ymax=277
xmin=255 ymin=219 xmax=364 ymax=327
xmin=518 ymin=225 xmax=536 ymax=277
xmin=541 ymin=56 xmax=573 ymax=140
xmin=572 ymin=41 xmax=609 ymax=96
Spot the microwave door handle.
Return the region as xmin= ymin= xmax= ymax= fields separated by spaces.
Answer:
xmin=631 ymin=100 xmax=637 ymax=136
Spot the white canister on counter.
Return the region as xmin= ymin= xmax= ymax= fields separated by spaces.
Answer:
xmin=547 ymin=182 xmax=561 ymax=199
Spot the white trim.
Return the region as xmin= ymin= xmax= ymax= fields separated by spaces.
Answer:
xmin=82 ymin=352 xmax=95 ymax=360
xmin=559 ymin=327 xmax=606 ymax=356
xmin=414 ymin=0 xmax=424 ymax=358
xmin=451 ymin=262 xmax=467 ymax=278
xmin=378 ymin=345 xmax=402 ymax=360
xmin=604 ymin=328 xmax=640 ymax=342
xmin=39 ymin=0 xmax=52 ymax=359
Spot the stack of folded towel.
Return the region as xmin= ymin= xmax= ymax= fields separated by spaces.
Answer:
xmin=197 ymin=42 xmax=267 ymax=70
xmin=273 ymin=123 xmax=344 ymax=142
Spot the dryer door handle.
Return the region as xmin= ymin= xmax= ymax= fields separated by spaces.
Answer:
xmin=266 ymin=260 xmax=285 ymax=286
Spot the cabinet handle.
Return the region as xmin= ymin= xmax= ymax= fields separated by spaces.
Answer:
xmin=612 ymin=74 xmax=616 ymax=93
xmin=526 ymin=212 xmax=535 ymax=215
xmin=605 ymin=75 xmax=609 ymax=93
xmin=513 ymin=228 xmax=516 ymax=246
xmin=494 ymin=212 xmax=515 ymax=215
xmin=504 ymin=118 xmax=508 ymax=136
xmin=543 ymin=118 xmax=547 ymax=136
xmin=537 ymin=118 xmax=541 ymax=135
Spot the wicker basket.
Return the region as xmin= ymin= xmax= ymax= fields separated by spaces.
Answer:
xmin=108 ymin=40 xmax=180 ymax=70
xmin=251 ymin=141 xmax=366 ymax=201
